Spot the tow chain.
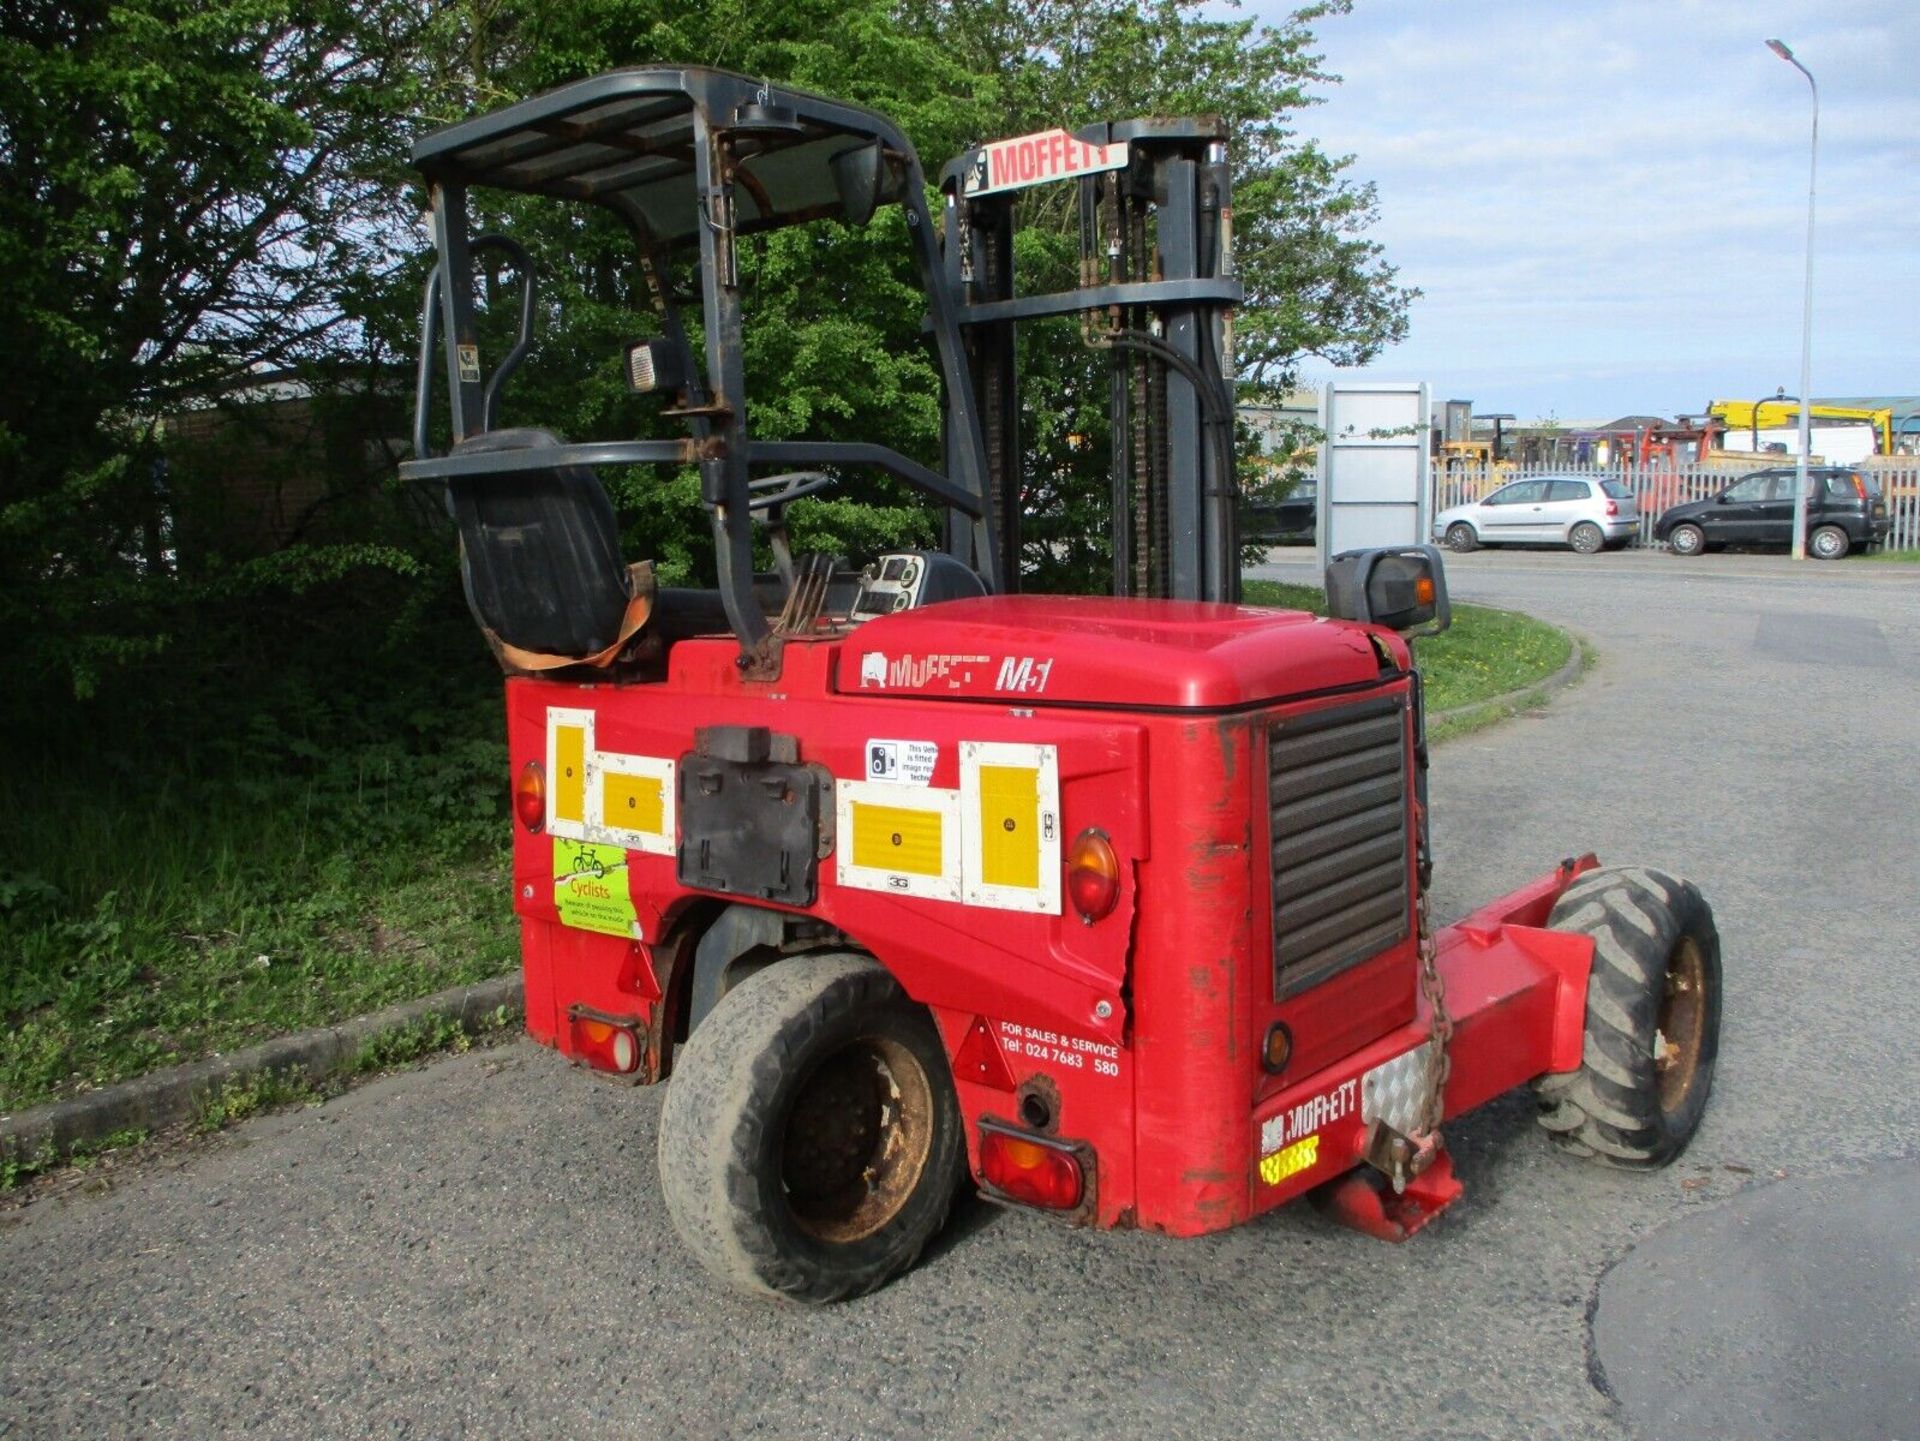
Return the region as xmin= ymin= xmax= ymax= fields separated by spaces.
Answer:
xmin=1372 ymin=883 xmax=1455 ymax=1195
xmin=1414 ymin=884 xmax=1454 ymax=1145
xmin=1397 ymin=890 xmax=1451 ymax=1197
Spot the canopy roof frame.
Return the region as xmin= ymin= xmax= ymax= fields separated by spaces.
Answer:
xmin=404 ymin=66 xmax=997 ymax=672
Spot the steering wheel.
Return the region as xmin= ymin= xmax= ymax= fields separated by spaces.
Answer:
xmin=747 ymin=471 xmax=835 ymax=511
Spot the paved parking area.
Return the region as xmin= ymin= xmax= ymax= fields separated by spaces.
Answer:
xmin=3 ymin=552 xmax=1916 ymax=1439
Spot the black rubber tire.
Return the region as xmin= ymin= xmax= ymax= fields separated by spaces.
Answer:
xmin=1810 ymin=524 xmax=1850 ymax=560
xmin=1446 ymin=522 xmax=1479 ymax=553
xmin=1569 ymin=521 xmax=1604 ymax=555
xmin=1666 ymin=523 xmax=1705 ymax=557
xmin=1533 ymin=866 xmax=1721 ymax=1168
xmin=658 ymin=952 xmax=964 ymax=1303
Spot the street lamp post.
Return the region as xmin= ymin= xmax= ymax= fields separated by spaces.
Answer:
xmin=1767 ymin=38 xmax=1817 ymax=560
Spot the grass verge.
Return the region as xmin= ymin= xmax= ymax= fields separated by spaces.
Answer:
xmin=1862 ymin=548 xmax=1920 ymax=563
xmin=0 ymin=851 xmax=516 ymax=1113
xmin=1240 ymin=578 xmax=1577 ymax=718
xmin=0 ymin=695 xmax=518 ymax=1112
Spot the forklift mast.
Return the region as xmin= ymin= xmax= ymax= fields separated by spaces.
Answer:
xmin=940 ymin=122 xmax=1242 ymax=602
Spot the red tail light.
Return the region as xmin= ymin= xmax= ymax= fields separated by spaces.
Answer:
xmin=1853 ymin=475 xmax=1867 ymax=499
xmin=514 ymin=760 xmax=546 ymax=832
xmin=1604 ymin=499 xmax=1619 ymax=516
xmin=1066 ymin=828 xmax=1120 ymax=923
xmin=569 ymin=1012 xmax=641 ymax=1074
xmin=979 ymin=1125 xmax=1085 ymax=1210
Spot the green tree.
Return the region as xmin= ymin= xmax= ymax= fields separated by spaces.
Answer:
xmin=0 ymin=0 xmax=432 ymax=709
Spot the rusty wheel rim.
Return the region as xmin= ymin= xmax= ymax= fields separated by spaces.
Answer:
xmin=1655 ymin=936 xmax=1707 ymax=1114
xmin=780 ymin=1036 xmax=934 ymax=1244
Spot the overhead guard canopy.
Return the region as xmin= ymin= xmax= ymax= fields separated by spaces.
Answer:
xmin=410 ymin=66 xmax=914 ymax=244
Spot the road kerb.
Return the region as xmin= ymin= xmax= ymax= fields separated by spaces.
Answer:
xmin=1431 ymin=629 xmax=1588 ymax=730
xmin=0 ymin=975 xmax=524 ymax=1166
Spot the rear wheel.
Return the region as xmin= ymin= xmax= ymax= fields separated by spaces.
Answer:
xmin=1445 ymin=522 xmax=1479 ymax=553
xmin=1533 ymin=867 xmax=1721 ymax=1167
xmin=1666 ymin=522 xmax=1705 ymax=557
xmin=1569 ymin=521 xmax=1605 ymax=554
xmin=658 ymin=952 xmax=964 ymax=1303
xmin=1810 ymin=524 xmax=1850 ymax=560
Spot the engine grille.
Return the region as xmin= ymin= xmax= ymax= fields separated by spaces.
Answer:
xmin=1267 ymin=694 xmax=1410 ymax=1000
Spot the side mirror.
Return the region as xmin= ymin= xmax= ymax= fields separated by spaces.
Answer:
xmin=1325 ymin=545 xmax=1451 ymax=637
xmin=831 ymin=141 xmax=892 ymax=226
xmin=1714 ymin=493 xmax=1729 ymax=504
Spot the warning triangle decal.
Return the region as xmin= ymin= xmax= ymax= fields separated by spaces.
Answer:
xmin=953 ymin=1015 xmax=1016 ymax=1091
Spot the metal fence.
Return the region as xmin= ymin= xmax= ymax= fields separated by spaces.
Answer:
xmin=1429 ymin=460 xmax=1920 ymax=552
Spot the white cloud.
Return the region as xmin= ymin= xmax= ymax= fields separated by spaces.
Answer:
xmin=1251 ymin=0 xmax=1920 ymax=418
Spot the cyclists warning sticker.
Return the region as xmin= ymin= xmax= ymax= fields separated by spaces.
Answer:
xmin=554 ymin=839 xmax=638 ymax=937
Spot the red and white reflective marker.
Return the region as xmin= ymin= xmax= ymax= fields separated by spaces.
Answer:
xmin=961 ymin=128 xmax=1130 ymax=197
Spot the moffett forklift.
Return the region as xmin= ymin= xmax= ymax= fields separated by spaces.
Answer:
xmin=402 ymin=67 xmax=1722 ymax=1302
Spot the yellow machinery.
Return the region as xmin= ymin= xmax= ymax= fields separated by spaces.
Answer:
xmin=1708 ymin=399 xmax=1893 ymax=457
xmin=1438 ymin=439 xmax=1514 ymax=485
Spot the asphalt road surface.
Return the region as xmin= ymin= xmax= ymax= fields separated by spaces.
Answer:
xmin=5 ymin=550 xmax=1918 ymax=1440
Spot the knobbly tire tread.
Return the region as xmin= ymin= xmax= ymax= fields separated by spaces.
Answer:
xmin=658 ymin=952 xmax=964 ymax=1303
xmin=1533 ymin=866 xmax=1721 ymax=1168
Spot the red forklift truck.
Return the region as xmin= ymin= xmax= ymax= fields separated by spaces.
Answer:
xmin=401 ymin=67 xmax=1721 ymax=1302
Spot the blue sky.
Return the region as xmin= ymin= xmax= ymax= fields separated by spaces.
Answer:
xmin=1260 ymin=0 xmax=1918 ymax=424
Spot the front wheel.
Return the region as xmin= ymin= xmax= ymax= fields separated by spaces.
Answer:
xmin=658 ymin=952 xmax=965 ymax=1303
xmin=1569 ymin=521 xmax=1605 ymax=555
xmin=1533 ymin=867 xmax=1720 ymax=1167
xmin=1809 ymin=524 xmax=1850 ymax=560
xmin=1666 ymin=522 xmax=1705 ymax=557
xmin=1445 ymin=522 xmax=1479 ymax=553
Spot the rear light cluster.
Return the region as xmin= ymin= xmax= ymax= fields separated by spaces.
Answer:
xmin=979 ymin=1125 xmax=1085 ymax=1211
xmin=515 ymin=760 xmax=546 ymax=832
xmin=569 ymin=1012 xmax=642 ymax=1075
xmin=1066 ymin=828 xmax=1120 ymax=923
xmin=1604 ymin=499 xmax=1619 ymax=516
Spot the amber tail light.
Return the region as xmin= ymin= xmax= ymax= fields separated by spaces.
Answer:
xmin=1066 ymin=828 xmax=1120 ymax=923
xmin=514 ymin=760 xmax=546 ymax=832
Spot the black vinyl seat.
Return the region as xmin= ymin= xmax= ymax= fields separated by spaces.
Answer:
xmin=445 ymin=427 xmax=639 ymax=661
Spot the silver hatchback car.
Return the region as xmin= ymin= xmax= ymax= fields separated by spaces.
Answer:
xmin=1434 ymin=475 xmax=1638 ymax=554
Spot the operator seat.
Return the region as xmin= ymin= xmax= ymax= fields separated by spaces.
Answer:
xmin=444 ymin=427 xmax=655 ymax=672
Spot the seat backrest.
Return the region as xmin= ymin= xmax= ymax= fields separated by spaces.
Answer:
xmin=445 ymin=428 xmax=630 ymax=657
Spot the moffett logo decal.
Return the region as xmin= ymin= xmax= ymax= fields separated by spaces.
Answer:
xmin=857 ymin=652 xmax=993 ymax=691
xmin=962 ymin=129 xmax=1130 ymax=196
xmin=1260 ymin=1077 xmax=1358 ymax=1155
